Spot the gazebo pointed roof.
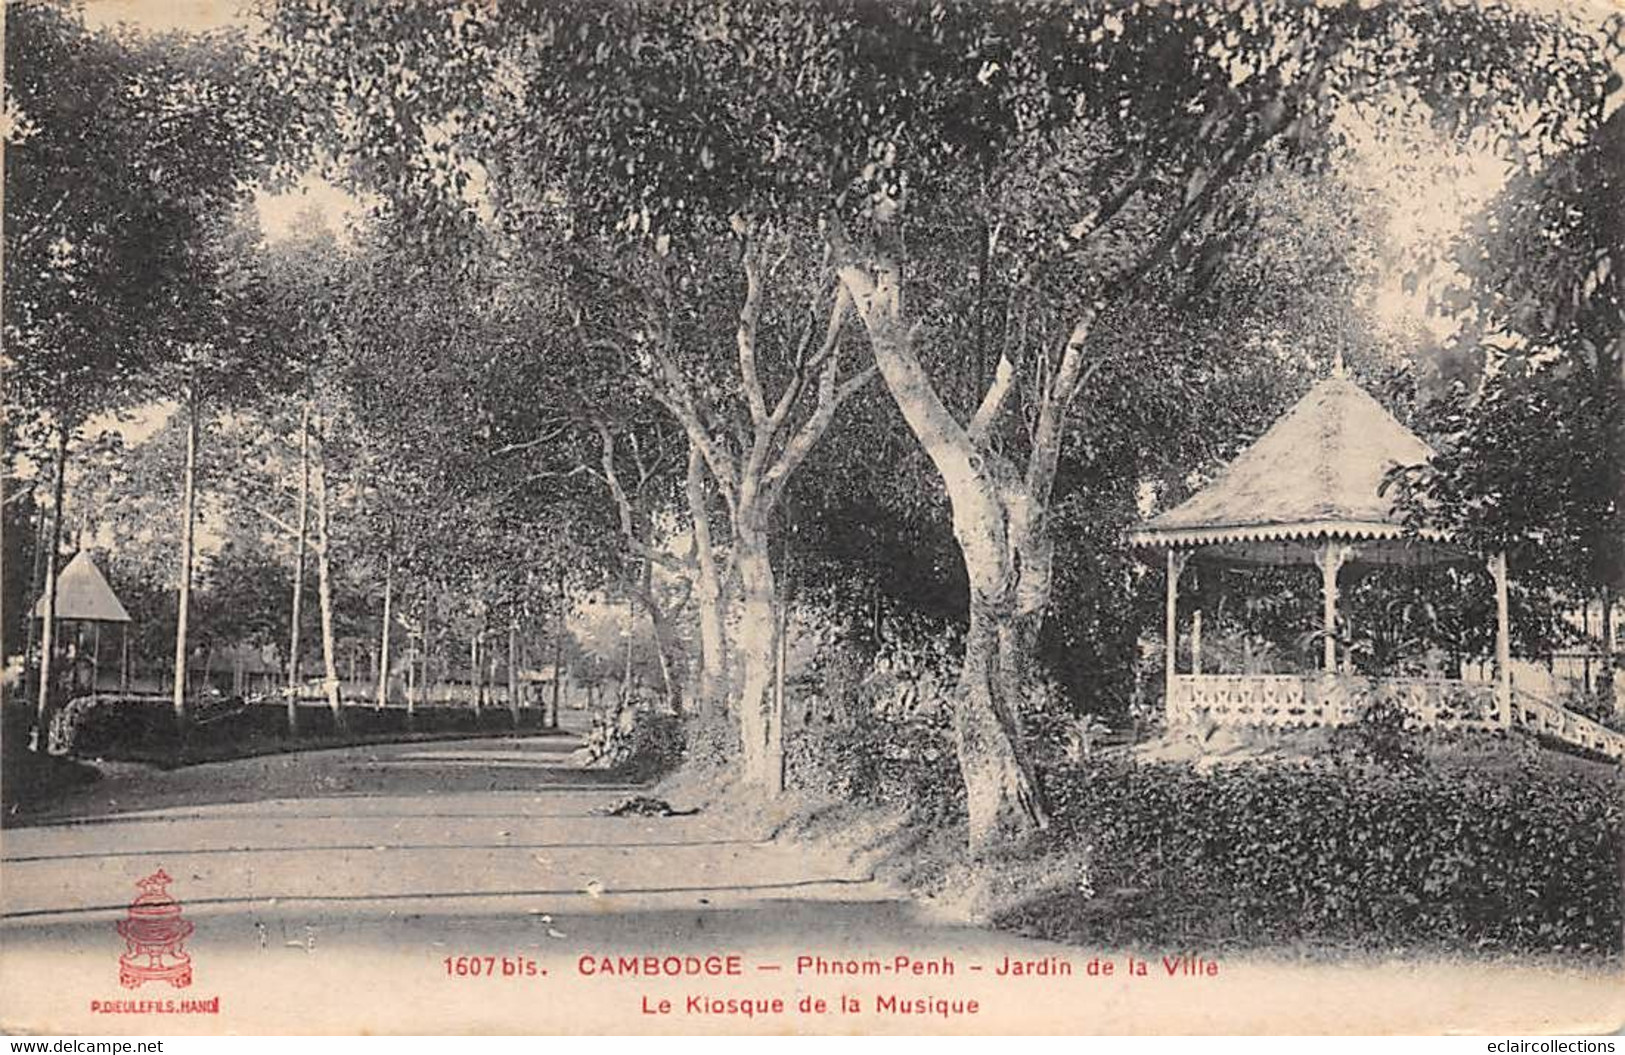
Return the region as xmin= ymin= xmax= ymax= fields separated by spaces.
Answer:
xmin=32 ymin=551 xmax=132 ymax=623
xmin=1129 ymin=370 xmax=1452 ymax=564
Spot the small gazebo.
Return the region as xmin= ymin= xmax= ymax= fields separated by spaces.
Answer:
xmin=33 ymin=550 xmax=134 ymax=695
xmin=1128 ymin=363 xmax=1515 ymax=733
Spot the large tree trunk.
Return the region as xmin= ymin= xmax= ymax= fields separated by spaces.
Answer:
xmin=630 ymin=541 xmax=679 ymax=715
xmin=733 ymin=519 xmax=782 ymax=793
xmin=171 ymin=398 xmax=199 ymax=724
xmin=312 ymin=454 xmax=342 ymax=725
xmin=687 ymin=444 xmax=728 ymax=715
xmin=641 ymin=587 xmax=679 ymax=714
xmin=955 ymin=480 xmax=1053 ymax=853
xmin=32 ymin=427 xmax=69 ymax=748
xmin=286 ymin=401 xmax=310 ymax=735
xmin=838 ymin=262 xmax=1055 ymax=851
xmin=620 ymin=237 xmax=870 ymax=792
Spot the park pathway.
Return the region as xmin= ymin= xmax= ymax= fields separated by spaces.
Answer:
xmin=2 ymin=730 xmax=1620 ymax=1034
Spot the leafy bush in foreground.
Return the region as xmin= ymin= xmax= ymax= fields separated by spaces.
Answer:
xmin=1009 ymin=757 xmax=1622 ymax=956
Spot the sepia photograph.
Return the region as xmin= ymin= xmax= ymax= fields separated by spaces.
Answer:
xmin=1 ymin=0 xmax=1622 ymax=1037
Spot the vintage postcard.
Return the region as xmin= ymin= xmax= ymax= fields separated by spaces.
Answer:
xmin=2 ymin=0 xmax=1622 ymax=1037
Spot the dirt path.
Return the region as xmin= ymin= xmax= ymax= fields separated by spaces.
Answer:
xmin=3 ymin=734 xmax=1619 ymax=1034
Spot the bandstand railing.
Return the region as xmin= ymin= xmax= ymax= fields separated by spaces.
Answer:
xmin=1167 ymin=673 xmax=1625 ymax=761
xmin=1167 ymin=673 xmax=1500 ymax=731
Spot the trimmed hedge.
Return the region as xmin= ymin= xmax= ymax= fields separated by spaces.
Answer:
xmin=1004 ymin=757 xmax=1623 ymax=956
xmin=48 ymin=695 xmax=554 ymax=766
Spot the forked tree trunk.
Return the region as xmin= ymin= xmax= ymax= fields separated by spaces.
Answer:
xmin=838 ymin=262 xmax=1057 ymax=852
xmin=622 ymin=238 xmax=869 ymax=789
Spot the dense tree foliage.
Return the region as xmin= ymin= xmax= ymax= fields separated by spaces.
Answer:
xmin=4 ymin=0 xmax=1619 ymax=853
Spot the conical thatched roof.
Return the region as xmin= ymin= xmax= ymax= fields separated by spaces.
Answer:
xmin=1128 ymin=372 xmax=1452 ymax=564
xmin=32 ymin=551 xmax=132 ymax=623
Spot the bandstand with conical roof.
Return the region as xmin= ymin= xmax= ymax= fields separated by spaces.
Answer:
xmin=1130 ymin=364 xmax=1624 ymax=760
xmin=32 ymin=550 xmax=134 ymax=695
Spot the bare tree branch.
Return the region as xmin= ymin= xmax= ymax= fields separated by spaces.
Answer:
xmin=835 ymin=241 xmax=978 ymax=488
xmin=1027 ymin=304 xmax=1103 ymax=497
xmin=736 ymin=242 xmax=769 ymax=428
xmin=763 ymin=357 xmax=878 ymax=510
xmin=968 ymin=353 xmax=1018 ymax=441
xmin=491 ymin=424 xmax=569 ymax=458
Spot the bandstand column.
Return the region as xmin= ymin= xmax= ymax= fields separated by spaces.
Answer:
xmin=1165 ymin=549 xmax=1190 ymax=716
xmin=1191 ymin=607 xmax=1203 ymax=676
xmin=1489 ymin=551 xmax=1512 ymax=727
xmin=1315 ymin=542 xmax=1353 ymax=674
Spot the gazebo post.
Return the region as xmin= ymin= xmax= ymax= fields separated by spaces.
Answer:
xmin=1165 ymin=550 xmax=1190 ymax=719
xmin=1189 ymin=562 xmax=1203 ymax=676
xmin=1191 ymin=607 xmax=1203 ymax=676
xmin=1315 ymin=543 xmax=1352 ymax=674
xmin=1489 ymin=551 xmax=1512 ymax=727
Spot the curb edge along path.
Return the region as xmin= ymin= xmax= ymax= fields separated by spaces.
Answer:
xmin=2 ymin=734 xmax=1621 ymax=1034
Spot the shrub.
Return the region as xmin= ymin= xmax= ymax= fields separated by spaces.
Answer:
xmin=1329 ymin=693 xmax=1424 ymax=771
xmin=788 ymin=701 xmax=960 ymax=817
xmin=1013 ymin=757 xmax=1622 ymax=955
xmin=1559 ymin=684 xmax=1622 ymax=728
xmin=582 ymin=685 xmax=687 ymax=780
xmin=680 ymin=707 xmax=738 ymax=775
xmin=785 ymin=629 xmax=962 ymax=819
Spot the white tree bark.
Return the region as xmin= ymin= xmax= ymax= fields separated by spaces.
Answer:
xmin=33 ymin=426 xmax=69 ymax=747
xmin=833 ymin=258 xmax=1082 ymax=850
xmin=687 ymin=443 xmax=729 ymax=715
xmin=312 ymin=448 xmax=342 ymax=722
xmin=635 ymin=240 xmax=872 ymax=791
xmin=171 ymin=397 xmax=200 ymax=723
xmin=376 ymin=555 xmax=392 ymax=710
xmin=286 ymin=401 xmax=310 ymax=734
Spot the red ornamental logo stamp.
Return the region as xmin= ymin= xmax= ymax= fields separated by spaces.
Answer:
xmin=116 ymin=869 xmax=195 ymax=989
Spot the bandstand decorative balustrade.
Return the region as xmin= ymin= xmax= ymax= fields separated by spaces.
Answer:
xmin=1165 ymin=673 xmax=1501 ymax=732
